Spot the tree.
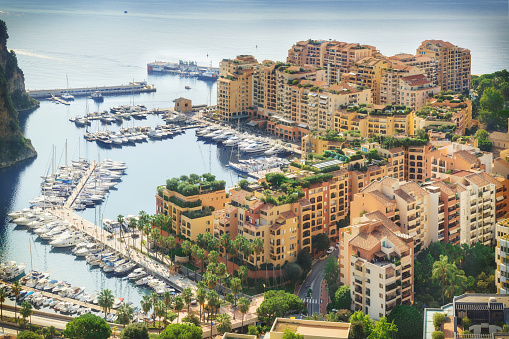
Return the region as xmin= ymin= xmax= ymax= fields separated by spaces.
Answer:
xmin=433 ymin=312 xmax=445 ymax=331
xmin=162 ymin=291 xmax=173 ymax=327
xmin=334 ymin=285 xmax=351 ymax=310
xmin=63 ymin=314 xmax=112 ymax=339
xmin=181 ymin=240 xmax=192 ymax=279
xmin=181 ymin=287 xmax=193 ymax=314
xmin=432 ymin=331 xmax=445 ymax=339
xmin=120 ymin=323 xmax=148 ymax=339
xmin=312 ymin=233 xmax=330 ymax=254
xmin=256 ymin=290 xmax=303 ymax=326
xmin=20 ymin=301 xmax=33 ymax=328
xmin=474 ymin=129 xmax=489 ymax=140
xmin=0 ymin=288 xmax=6 ymax=320
xmin=158 ymin=323 xmax=202 ymax=339
xmin=349 ymin=321 xmax=367 ymax=339
xmin=252 ymin=237 xmax=264 ymax=286
xmin=368 ymin=317 xmax=397 ymax=339
xmin=154 ymin=300 xmax=166 ymax=332
xmin=173 ymin=295 xmax=184 ymax=323
xmin=238 ymin=297 xmax=251 ymax=331
xmin=17 ymin=332 xmax=42 ymax=339
xmin=97 ymin=289 xmax=115 ymax=320
xmin=181 ymin=313 xmax=200 ymax=327
xmin=462 ymin=316 xmax=471 ymax=329
xmin=230 ymin=277 xmax=242 ymax=319
xmin=480 ymin=87 xmax=504 ymax=112
xmin=238 ymin=265 xmax=248 ymax=291
xmin=196 ymin=287 xmax=206 ymax=322
xmin=215 ymin=313 xmax=232 ymax=335
xmin=432 ymin=255 xmax=453 ymax=305
xmin=12 ymin=281 xmax=21 ymax=322
xmin=323 ymin=256 xmax=340 ymax=298
xmin=297 ymin=248 xmax=312 ymax=272
xmin=140 ymin=295 xmax=152 ymax=326
xmin=285 ymin=262 xmax=302 ymax=284
xmin=350 ymin=311 xmax=373 ymax=338
xmin=282 ymin=329 xmax=304 ymax=339
xmin=116 ymin=303 xmax=134 ymax=328
xmin=445 ymin=266 xmax=467 ymax=300
xmin=387 ymin=305 xmax=423 ymax=339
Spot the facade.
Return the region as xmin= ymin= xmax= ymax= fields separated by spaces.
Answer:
xmin=397 ymin=74 xmax=441 ymax=111
xmin=416 ymin=40 xmax=471 ymax=94
xmin=338 ymin=214 xmax=414 ymax=320
xmin=496 ymin=220 xmax=509 ymax=293
xmin=426 ymin=144 xmax=492 ymax=180
xmin=423 ymin=181 xmax=460 ymax=245
xmin=341 ymin=56 xmax=389 ymax=105
xmin=156 ymin=187 xmax=229 ymax=242
xmin=216 ymin=55 xmax=258 ymax=121
xmin=174 ymin=97 xmax=192 ymax=113
xmin=448 ymin=171 xmax=496 ymax=246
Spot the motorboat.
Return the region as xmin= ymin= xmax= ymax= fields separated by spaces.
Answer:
xmin=127 ymin=268 xmax=147 ymax=280
xmin=114 ymin=262 xmax=136 ymax=276
xmin=212 ymin=130 xmax=236 ymax=142
xmin=43 ymin=279 xmax=58 ymax=291
xmin=49 ymin=233 xmax=82 ymax=247
xmin=0 ymin=261 xmax=27 ymax=281
xmin=13 ymin=213 xmax=40 ymax=226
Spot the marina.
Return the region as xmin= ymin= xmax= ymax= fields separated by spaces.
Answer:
xmin=27 ymin=81 xmax=156 ymax=99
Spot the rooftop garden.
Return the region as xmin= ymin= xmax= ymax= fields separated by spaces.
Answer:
xmin=319 ymin=130 xmax=346 ymax=142
xmin=374 ymin=129 xmax=429 ymax=149
xmin=165 ymin=173 xmax=226 ymax=197
xmin=416 ymin=105 xmax=461 ymax=119
xmin=433 ymin=90 xmax=466 ymax=103
xmin=181 ymin=206 xmax=214 ymax=219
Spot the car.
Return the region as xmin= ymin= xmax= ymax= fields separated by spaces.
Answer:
xmin=326 ymin=246 xmax=335 ymax=254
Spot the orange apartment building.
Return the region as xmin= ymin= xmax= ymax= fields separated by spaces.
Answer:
xmin=398 ymin=74 xmax=441 ymax=111
xmin=338 ymin=212 xmax=414 ymax=319
xmin=388 ymin=53 xmax=437 ymax=86
xmin=216 ymin=55 xmax=258 ymax=121
xmin=416 ymin=40 xmax=471 ymax=94
xmin=287 ymin=40 xmax=378 ymax=84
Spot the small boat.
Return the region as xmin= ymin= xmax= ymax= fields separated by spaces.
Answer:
xmin=113 ymin=298 xmax=124 ymax=309
xmin=185 ymin=86 xmax=191 ymax=90
xmin=91 ymin=91 xmax=104 ymax=102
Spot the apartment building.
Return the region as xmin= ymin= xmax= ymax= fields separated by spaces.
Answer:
xmin=423 ymin=181 xmax=460 ymax=245
xmin=496 ymin=219 xmax=509 ymax=293
xmin=478 ymin=172 xmax=509 ymax=222
xmin=348 ymin=165 xmax=388 ymax=200
xmin=398 ymin=74 xmax=441 ymax=111
xmin=338 ymin=214 xmax=414 ymax=320
xmin=448 ymin=171 xmax=496 ymax=246
xmin=375 ymin=147 xmax=405 ymax=181
xmin=388 ymin=53 xmax=437 ymax=86
xmin=426 ymin=144 xmax=492 ymax=180
xmin=216 ymin=55 xmax=258 ymax=121
xmin=156 ymin=186 xmax=229 ymax=242
xmin=416 ymin=40 xmax=471 ymax=94
xmin=341 ymin=56 xmax=390 ymax=104
xmin=287 ymin=40 xmax=377 ymax=84
xmin=351 ymin=177 xmax=430 ymax=251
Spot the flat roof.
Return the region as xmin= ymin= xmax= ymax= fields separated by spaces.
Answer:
xmin=311 ymin=159 xmax=343 ymax=169
xmin=272 ymin=318 xmax=350 ymax=339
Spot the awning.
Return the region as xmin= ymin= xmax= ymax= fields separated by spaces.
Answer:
xmin=247 ymin=121 xmax=257 ymax=127
xmin=374 ymin=251 xmax=386 ymax=257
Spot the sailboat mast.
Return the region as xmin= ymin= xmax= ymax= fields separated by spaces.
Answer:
xmin=65 ymin=139 xmax=68 ymax=166
xmin=29 ymin=240 xmax=33 ymax=272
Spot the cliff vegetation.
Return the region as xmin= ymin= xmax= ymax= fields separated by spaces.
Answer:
xmin=0 ymin=20 xmax=37 ymax=168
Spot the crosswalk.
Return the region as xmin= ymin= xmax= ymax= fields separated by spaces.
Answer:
xmin=300 ymin=297 xmax=322 ymax=305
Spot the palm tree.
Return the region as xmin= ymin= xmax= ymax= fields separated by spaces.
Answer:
xmin=20 ymin=301 xmax=32 ymax=329
xmin=216 ymin=262 xmax=227 ymax=295
xmin=0 ymin=288 xmax=6 ymax=320
xmin=196 ymin=287 xmax=207 ymax=322
xmin=238 ymin=265 xmax=248 ymax=293
xmin=220 ymin=233 xmax=231 ymax=266
xmin=197 ymin=248 xmax=207 ymax=281
xmin=154 ymin=300 xmax=166 ymax=332
xmin=143 ymin=224 xmax=152 ymax=254
xmin=215 ymin=313 xmax=232 ymax=335
xmin=167 ymin=235 xmax=176 ymax=270
xmin=98 ymin=289 xmax=115 ymax=320
xmin=191 ymin=244 xmax=199 ymax=282
xmin=182 ymin=287 xmax=193 ymax=314
xmin=140 ymin=295 xmax=153 ymax=326
xmin=230 ymin=277 xmax=242 ymax=319
xmin=208 ymin=250 xmax=219 ymax=265
xmin=173 ymin=295 xmax=184 ymax=323
xmin=432 ymin=255 xmax=454 ymax=305
xmin=196 ymin=233 xmax=207 ymax=249
xmin=117 ymin=214 xmax=125 ymax=243
xmin=228 ymin=242 xmax=239 ymax=275
xmin=445 ymin=265 xmax=467 ymax=301
xmin=116 ymin=303 xmax=134 ymax=328
xmin=162 ymin=291 xmax=173 ymax=328
xmin=137 ymin=211 xmax=148 ymax=254
xmin=129 ymin=218 xmax=137 ymax=249
xmin=206 ymin=290 xmax=220 ymax=337
xmin=181 ymin=240 xmax=192 ymax=279
xmin=238 ymin=297 xmax=251 ymax=332
xmin=11 ymin=281 xmax=21 ymax=322
xmin=151 ymin=229 xmax=160 ymax=258
xmin=252 ymin=237 xmax=264 ymax=286
xmin=206 ymin=273 xmax=218 ymax=291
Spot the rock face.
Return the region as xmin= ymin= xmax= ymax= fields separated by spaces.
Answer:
xmin=0 ymin=20 xmax=38 ymax=168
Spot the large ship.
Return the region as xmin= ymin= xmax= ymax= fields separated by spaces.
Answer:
xmin=147 ymin=60 xmax=219 ymax=81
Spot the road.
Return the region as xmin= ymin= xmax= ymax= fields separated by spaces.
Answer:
xmin=298 ymin=248 xmax=338 ymax=316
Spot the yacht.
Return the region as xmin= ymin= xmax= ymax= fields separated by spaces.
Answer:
xmin=13 ymin=213 xmax=41 ymax=226
xmin=49 ymin=233 xmax=82 ymax=248
xmin=127 ymin=268 xmax=147 ymax=280
xmin=222 ymin=136 xmax=243 ymax=147
xmin=0 ymin=261 xmax=27 ymax=281
xmin=212 ymin=130 xmax=236 ymax=142
xmin=91 ymin=91 xmax=104 ymax=102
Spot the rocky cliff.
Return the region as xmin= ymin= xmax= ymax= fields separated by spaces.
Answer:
xmin=0 ymin=20 xmax=37 ymax=168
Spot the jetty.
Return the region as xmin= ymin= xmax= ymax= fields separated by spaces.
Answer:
xmin=50 ymin=94 xmax=70 ymax=105
xmin=64 ymin=161 xmax=97 ymax=209
xmin=27 ymin=81 xmax=156 ymax=99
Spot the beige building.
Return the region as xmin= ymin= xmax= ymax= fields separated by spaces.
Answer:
xmin=416 ymin=40 xmax=471 ymax=94
xmin=174 ymin=97 xmax=192 ymax=113
xmin=217 ymin=55 xmax=258 ymax=121
xmin=338 ymin=213 xmax=414 ymax=320
xmin=398 ymin=74 xmax=441 ymax=110
xmin=342 ymin=56 xmax=390 ymax=105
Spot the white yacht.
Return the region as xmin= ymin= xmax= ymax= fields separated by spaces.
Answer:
xmin=49 ymin=233 xmax=82 ymax=247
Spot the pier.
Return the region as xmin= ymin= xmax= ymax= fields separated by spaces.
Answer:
xmin=27 ymin=81 xmax=156 ymax=99
xmin=64 ymin=161 xmax=97 ymax=209
xmin=50 ymin=94 xmax=70 ymax=105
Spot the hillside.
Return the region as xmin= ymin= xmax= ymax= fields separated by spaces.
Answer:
xmin=0 ymin=20 xmax=37 ymax=168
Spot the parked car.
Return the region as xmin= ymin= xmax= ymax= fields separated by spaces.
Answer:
xmin=326 ymin=246 xmax=335 ymax=254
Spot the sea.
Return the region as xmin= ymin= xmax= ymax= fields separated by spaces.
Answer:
xmin=0 ymin=0 xmax=507 ymax=308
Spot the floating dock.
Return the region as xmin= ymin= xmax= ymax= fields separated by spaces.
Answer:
xmin=27 ymin=81 xmax=156 ymax=99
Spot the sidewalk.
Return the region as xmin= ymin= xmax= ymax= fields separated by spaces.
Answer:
xmin=319 ymin=279 xmax=329 ymax=315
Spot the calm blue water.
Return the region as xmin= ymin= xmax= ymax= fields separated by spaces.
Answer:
xmin=0 ymin=0 xmax=507 ymax=307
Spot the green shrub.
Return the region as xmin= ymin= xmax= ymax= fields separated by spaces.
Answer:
xmin=431 ymin=331 xmax=445 ymax=339
xmin=462 ymin=316 xmax=471 ymax=330
xmin=433 ymin=313 xmax=445 ymax=330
